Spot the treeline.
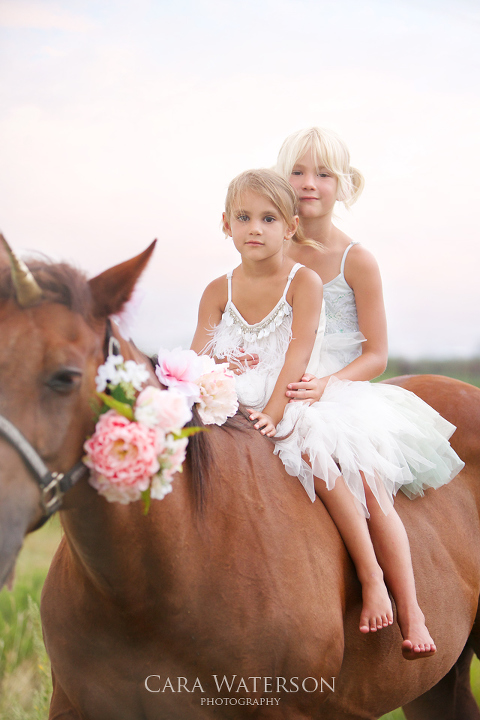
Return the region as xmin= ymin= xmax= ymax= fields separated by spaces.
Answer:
xmin=382 ymin=358 xmax=480 ymax=387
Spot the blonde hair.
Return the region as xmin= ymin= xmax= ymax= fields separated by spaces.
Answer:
xmin=223 ymin=168 xmax=308 ymax=244
xmin=276 ymin=127 xmax=365 ymax=209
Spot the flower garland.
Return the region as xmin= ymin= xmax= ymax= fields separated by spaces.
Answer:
xmin=84 ymin=349 xmax=238 ymax=510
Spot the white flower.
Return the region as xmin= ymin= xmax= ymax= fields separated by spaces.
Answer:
xmin=163 ymin=435 xmax=189 ymax=473
xmin=120 ymin=360 xmax=150 ymax=391
xmin=196 ymin=367 xmax=238 ymax=425
xmin=95 ymin=354 xmax=125 ymax=392
xmin=150 ymin=474 xmax=174 ymax=501
xmin=95 ymin=354 xmax=150 ymax=394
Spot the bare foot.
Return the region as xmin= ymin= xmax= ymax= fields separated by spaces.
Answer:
xmin=399 ymin=610 xmax=436 ymax=660
xmin=359 ymin=575 xmax=394 ymax=634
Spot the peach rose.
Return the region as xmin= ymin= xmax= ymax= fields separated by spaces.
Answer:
xmin=135 ymin=386 xmax=192 ymax=431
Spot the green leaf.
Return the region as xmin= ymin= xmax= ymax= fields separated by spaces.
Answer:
xmin=89 ymin=396 xmax=104 ymax=423
xmin=96 ymin=392 xmax=134 ymax=420
xmin=141 ymin=488 xmax=151 ymax=515
xmin=173 ymin=426 xmax=207 ymax=439
xmin=110 ymin=383 xmax=135 ymax=406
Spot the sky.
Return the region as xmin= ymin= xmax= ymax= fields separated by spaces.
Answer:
xmin=0 ymin=0 xmax=479 ymax=358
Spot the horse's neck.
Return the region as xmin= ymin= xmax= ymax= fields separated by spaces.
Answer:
xmin=119 ymin=333 xmax=160 ymax=385
xmin=59 ymin=333 xmax=183 ymax=600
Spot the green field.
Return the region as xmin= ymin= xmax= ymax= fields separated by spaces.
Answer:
xmin=380 ymin=357 xmax=480 ymax=388
xmin=0 ymin=517 xmax=61 ymax=718
xmin=1 ymin=360 xmax=480 ymax=717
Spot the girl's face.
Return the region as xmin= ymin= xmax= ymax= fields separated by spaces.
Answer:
xmin=223 ymin=190 xmax=298 ymax=262
xmin=289 ymin=149 xmax=338 ymax=220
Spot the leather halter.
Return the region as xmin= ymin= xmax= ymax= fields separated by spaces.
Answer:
xmin=0 ymin=414 xmax=88 ymax=528
xmin=0 ymin=319 xmax=118 ymax=531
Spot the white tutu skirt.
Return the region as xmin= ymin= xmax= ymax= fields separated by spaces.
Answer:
xmin=273 ymin=377 xmax=465 ymax=516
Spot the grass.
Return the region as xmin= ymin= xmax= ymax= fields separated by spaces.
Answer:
xmin=0 ymin=516 xmax=62 ymax=718
xmin=380 ymin=357 xmax=480 ymax=388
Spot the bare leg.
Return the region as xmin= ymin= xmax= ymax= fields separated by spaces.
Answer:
xmin=314 ymin=475 xmax=393 ymax=633
xmin=363 ymin=479 xmax=436 ymax=659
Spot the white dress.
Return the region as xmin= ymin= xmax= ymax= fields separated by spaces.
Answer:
xmin=210 ymin=255 xmax=464 ymax=515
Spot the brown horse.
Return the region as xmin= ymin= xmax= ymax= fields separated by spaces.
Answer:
xmin=0 ymin=240 xmax=480 ymax=719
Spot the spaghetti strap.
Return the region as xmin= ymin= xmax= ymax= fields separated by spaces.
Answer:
xmin=340 ymin=241 xmax=360 ymax=277
xmin=226 ymin=271 xmax=233 ymax=302
xmin=282 ymin=263 xmax=304 ymax=299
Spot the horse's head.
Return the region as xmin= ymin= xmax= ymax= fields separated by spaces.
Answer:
xmin=0 ymin=236 xmax=156 ymax=588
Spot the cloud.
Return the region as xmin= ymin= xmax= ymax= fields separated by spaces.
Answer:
xmin=0 ymin=0 xmax=96 ymax=31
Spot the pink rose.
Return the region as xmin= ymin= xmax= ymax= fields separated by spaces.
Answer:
xmin=155 ymin=348 xmax=204 ymax=403
xmin=88 ymin=475 xmax=146 ymax=504
xmin=84 ymin=410 xmax=160 ymax=502
xmin=135 ymin=386 xmax=192 ymax=431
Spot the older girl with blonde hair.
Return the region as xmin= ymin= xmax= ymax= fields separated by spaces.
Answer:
xmin=269 ymin=126 xmax=463 ymax=658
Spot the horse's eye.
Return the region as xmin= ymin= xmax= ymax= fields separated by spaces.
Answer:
xmin=46 ymin=369 xmax=83 ymax=394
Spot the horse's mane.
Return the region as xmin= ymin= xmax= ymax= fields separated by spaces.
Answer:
xmin=185 ymin=406 xmax=251 ymax=512
xmin=0 ymin=258 xmax=93 ymax=319
xmin=0 ymin=258 xmax=253 ymax=512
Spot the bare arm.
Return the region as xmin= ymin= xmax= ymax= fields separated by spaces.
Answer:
xmin=335 ymin=245 xmax=388 ymax=379
xmin=249 ymin=268 xmax=323 ymax=435
xmin=191 ymin=276 xmax=259 ymax=371
xmin=287 ymin=246 xmax=388 ymax=402
xmin=190 ymin=277 xmax=226 ymax=355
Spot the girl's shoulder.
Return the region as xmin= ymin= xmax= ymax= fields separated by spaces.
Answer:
xmin=200 ymin=272 xmax=231 ymax=309
xmin=292 ymin=263 xmax=323 ymax=286
xmin=343 ymin=243 xmax=382 ymax=289
xmin=202 ymin=273 xmax=227 ymax=294
xmin=287 ymin=264 xmax=323 ymax=304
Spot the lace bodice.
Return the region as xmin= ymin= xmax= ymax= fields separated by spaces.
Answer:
xmin=211 ymin=263 xmax=304 ymax=366
xmin=324 ymin=241 xmax=359 ymax=335
xmin=312 ymin=241 xmax=365 ymax=376
xmin=209 ymin=263 xmax=325 ymax=410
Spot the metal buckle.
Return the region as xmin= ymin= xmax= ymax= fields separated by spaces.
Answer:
xmin=41 ymin=472 xmax=65 ymax=514
xmin=108 ymin=336 xmax=121 ymax=357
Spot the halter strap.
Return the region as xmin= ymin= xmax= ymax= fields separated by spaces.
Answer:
xmin=0 ymin=414 xmax=88 ymax=528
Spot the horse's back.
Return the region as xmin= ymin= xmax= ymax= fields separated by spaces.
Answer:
xmin=384 ymin=374 xmax=480 ymax=464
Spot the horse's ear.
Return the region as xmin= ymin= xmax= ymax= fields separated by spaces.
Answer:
xmin=88 ymin=240 xmax=156 ymax=318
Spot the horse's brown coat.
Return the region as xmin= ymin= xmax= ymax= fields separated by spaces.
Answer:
xmin=0 ymin=249 xmax=479 ymax=719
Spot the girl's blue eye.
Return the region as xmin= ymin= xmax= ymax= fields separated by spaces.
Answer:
xmin=237 ymin=214 xmax=248 ymax=221
xmin=291 ymin=171 xmax=302 ymax=176
xmin=264 ymin=216 xmax=276 ymax=223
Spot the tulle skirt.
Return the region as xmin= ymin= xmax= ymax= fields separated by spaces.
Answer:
xmin=273 ymin=377 xmax=465 ymax=516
